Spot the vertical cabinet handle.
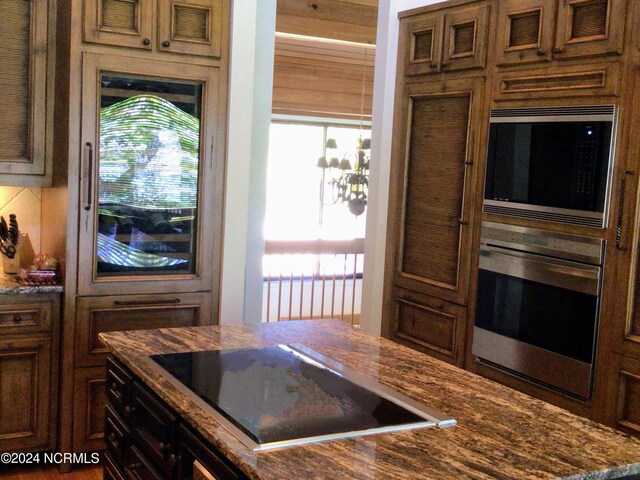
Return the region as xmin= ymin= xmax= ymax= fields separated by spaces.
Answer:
xmin=84 ymin=142 xmax=93 ymax=211
xmin=616 ymin=169 xmax=635 ymax=251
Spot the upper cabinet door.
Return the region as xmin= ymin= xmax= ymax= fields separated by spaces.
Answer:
xmin=84 ymin=0 xmax=154 ymax=49
xmin=403 ymin=13 xmax=444 ymax=76
xmin=157 ymin=0 xmax=223 ymax=58
xmin=441 ymin=4 xmax=490 ymax=72
xmin=554 ymin=0 xmax=626 ymax=59
xmin=77 ymin=54 xmax=223 ymax=296
xmin=0 ymin=0 xmax=54 ymax=185
xmin=495 ymin=0 xmax=556 ymax=66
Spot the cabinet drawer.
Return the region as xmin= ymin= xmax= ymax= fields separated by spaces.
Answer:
xmin=105 ymin=405 xmax=131 ymax=468
xmin=106 ymin=356 xmax=133 ymax=419
xmin=75 ymin=293 xmax=208 ymax=367
xmin=393 ymin=288 xmax=467 ymax=366
xmin=130 ymin=381 xmax=177 ymax=477
xmin=0 ymin=294 xmax=57 ymax=335
xmin=177 ymin=424 xmax=245 ymax=480
xmin=126 ymin=445 xmax=165 ymax=480
xmin=104 ymin=451 xmax=126 ymax=480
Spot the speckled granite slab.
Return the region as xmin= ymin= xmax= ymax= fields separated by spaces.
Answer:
xmin=100 ymin=320 xmax=640 ymax=480
xmin=0 ymin=274 xmax=63 ymax=294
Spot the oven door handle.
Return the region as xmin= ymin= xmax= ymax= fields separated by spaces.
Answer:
xmin=479 ymin=246 xmax=600 ymax=296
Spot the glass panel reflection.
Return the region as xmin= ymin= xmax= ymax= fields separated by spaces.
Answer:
xmin=97 ymin=74 xmax=202 ymax=276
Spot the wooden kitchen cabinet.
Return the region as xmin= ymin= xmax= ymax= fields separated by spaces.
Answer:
xmin=53 ymin=0 xmax=230 ymax=463
xmin=495 ymin=0 xmax=627 ymax=66
xmin=385 ymin=76 xmax=484 ymax=305
xmin=76 ymin=53 xmax=223 ymax=297
xmin=401 ymin=0 xmax=490 ymax=76
xmin=0 ymin=0 xmax=55 ymax=186
xmin=84 ymin=0 xmax=224 ymax=58
xmin=392 ymin=287 xmax=467 ymax=366
xmin=71 ymin=292 xmax=208 ymax=452
xmin=0 ymin=294 xmax=60 ymax=453
xmin=74 ymin=293 xmax=208 ymax=367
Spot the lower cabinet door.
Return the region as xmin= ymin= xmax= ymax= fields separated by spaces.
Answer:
xmin=0 ymin=337 xmax=52 ymax=452
xmin=391 ymin=287 xmax=467 ymax=366
xmin=611 ymin=354 xmax=640 ymax=437
xmin=75 ymin=292 xmax=211 ymax=367
xmin=73 ymin=366 xmax=107 ymax=452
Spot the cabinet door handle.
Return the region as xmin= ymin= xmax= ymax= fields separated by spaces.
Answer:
xmin=84 ymin=142 xmax=93 ymax=211
xmin=13 ymin=315 xmax=22 ymax=323
xmin=162 ymin=40 xmax=171 ymax=48
xmin=114 ymin=299 xmax=181 ymax=306
xmin=537 ymin=49 xmax=546 ymax=56
xmin=616 ymin=169 xmax=635 ymax=251
xmin=142 ymin=38 xmax=151 ymax=46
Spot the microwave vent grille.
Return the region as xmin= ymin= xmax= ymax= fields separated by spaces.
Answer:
xmin=483 ymin=203 xmax=603 ymax=228
xmin=490 ymin=105 xmax=615 ymax=118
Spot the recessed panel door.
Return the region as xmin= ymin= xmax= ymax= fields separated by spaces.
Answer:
xmin=78 ymin=54 xmax=222 ymax=296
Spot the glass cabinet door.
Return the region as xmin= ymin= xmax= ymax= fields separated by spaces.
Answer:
xmin=78 ymin=54 xmax=221 ymax=295
xmin=97 ymin=74 xmax=201 ymax=277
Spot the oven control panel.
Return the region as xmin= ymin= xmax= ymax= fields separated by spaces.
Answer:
xmin=480 ymin=221 xmax=604 ymax=265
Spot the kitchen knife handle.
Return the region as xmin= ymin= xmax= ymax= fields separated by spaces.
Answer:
xmin=84 ymin=142 xmax=93 ymax=211
xmin=616 ymin=169 xmax=635 ymax=251
xmin=114 ymin=299 xmax=181 ymax=306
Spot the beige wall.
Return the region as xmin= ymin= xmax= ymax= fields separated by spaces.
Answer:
xmin=0 ymin=187 xmax=42 ymax=255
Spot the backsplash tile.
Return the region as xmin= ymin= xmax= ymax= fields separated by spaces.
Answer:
xmin=0 ymin=187 xmax=41 ymax=255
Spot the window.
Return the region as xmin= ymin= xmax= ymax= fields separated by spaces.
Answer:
xmin=264 ymin=121 xmax=370 ymax=241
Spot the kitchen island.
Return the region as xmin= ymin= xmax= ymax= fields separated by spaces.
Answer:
xmin=100 ymin=319 xmax=640 ymax=480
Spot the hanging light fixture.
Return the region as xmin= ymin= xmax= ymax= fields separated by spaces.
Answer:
xmin=317 ymin=49 xmax=371 ymax=217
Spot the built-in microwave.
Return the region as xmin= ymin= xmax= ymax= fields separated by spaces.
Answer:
xmin=483 ymin=105 xmax=617 ymax=228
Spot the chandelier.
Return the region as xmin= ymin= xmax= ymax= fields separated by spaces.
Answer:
xmin=316 ymin=49 xmax=371 ymax=217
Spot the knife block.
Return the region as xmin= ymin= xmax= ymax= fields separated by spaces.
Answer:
xmin=2 ymin=253 xmax=19 ymax=274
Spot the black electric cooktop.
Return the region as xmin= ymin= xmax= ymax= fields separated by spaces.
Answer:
xmin=148 ymin=345 xmax=455 ymax=451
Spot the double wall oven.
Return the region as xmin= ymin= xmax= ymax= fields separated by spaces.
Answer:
xmin=473 ymin=105 xmax=617 ymax=400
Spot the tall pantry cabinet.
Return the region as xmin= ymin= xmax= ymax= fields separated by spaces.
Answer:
xmin=45 ymin=0 xmax=230 ymax=456
xmin=382 ymin=0 xmax=492 ymax=367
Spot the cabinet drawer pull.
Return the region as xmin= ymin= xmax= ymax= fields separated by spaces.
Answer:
xmin=125 ymin=406 xmax=135 ymax=415
xmin=84 ymin=142 xmax=93 ymax=211
xmin=162 ymin=40 xmax=171 ymax=48
xmin=13 ymin=315 xmax=22 ymax=323
xmin=142 ymin=38 xmax=150 ymax=46
xmin=111 ymin=382 xmax=118 ymax=390
xmin=114 ymin=299 xmax=181 ymax=307
xmin=536 ymin=49 xmax=546 ymax=56
xmin=616 ymin=169 xmax=635 ymax=251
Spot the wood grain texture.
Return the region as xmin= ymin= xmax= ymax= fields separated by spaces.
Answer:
xmin=100 ymin=320 xmax=640 ymax=480
xmin=276 ymin=0 xmax=377 ymax=44
xmin=272 ymin=35 xmax=374 ymax=118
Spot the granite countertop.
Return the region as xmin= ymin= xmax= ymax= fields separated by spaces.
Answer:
xmin=100 ymin=319 xmax=640 ymax=480
xmin=0 ymin=274 xmax=63 ymax=294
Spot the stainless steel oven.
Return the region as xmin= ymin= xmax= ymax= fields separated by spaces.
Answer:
xmin=472 ymin=222 xmax=604 ymax=400
xmin=483 ymin=105 xmax=617 ymax=228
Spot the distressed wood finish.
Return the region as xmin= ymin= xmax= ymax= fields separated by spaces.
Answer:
xmin=100 ymin=320 xmax=640 ymax=480
xmin=386 ymin=75 xmax=484 ymax=308
xmin=0 ymin=0 xmax=55 ymax=186
xmin=0 ymin=294 xmax=60 ymax=453
xmin=51 ymin=0 xmax=231 ymax=462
